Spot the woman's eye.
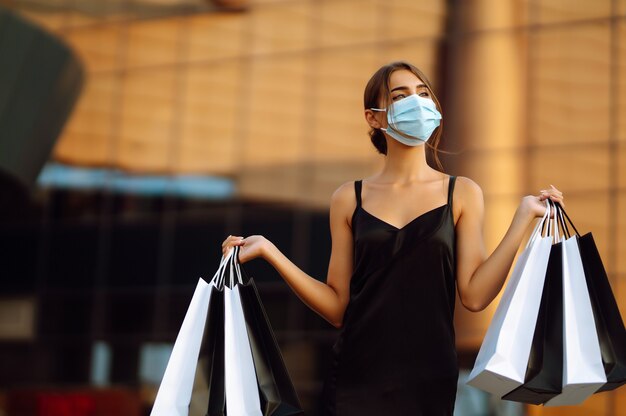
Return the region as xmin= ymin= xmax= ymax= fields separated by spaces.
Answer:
xmin=419 ymin=92 xmax=429 ymax=97
xmin=393 ymin=94 xmax=405 ymax=100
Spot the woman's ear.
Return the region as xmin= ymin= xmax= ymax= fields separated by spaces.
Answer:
xmin=364 ymin=109 xmax=383 ymax=129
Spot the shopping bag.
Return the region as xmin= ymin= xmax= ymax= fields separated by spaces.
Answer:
xmin=502 ymin=204 xmax=564 ymax=404
xmin=190 ymin=282 xmax=226 ymax=416
xmin=224 ymin=246 xmax=263 ymax=416
xmin=152 ymin=249 xmax=233 ymax=416
xmin=232 ymin=250 xmax=305 ymax=415
xmin=559 ymin=203 xmax=626 ymax=393
xmin=155 ymin=243 xmax=303 ymax=416
xmin=467 ymin=200 xmax=554 ymax=397
xmin=537 ymin=206 xmax=605 ymax=406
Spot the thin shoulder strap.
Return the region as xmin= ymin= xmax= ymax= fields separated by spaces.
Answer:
xmin=447 ymin=175 xmax=456 ymax=208
xmin=354 ymin=180 xmax=362 ymax=208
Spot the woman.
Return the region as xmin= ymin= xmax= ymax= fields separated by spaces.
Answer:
xmin=220 ymin=61 xmax=565 ymax=415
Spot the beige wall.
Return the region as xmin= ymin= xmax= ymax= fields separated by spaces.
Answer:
xmin=17 ymin=0 xmax=446 ymax=207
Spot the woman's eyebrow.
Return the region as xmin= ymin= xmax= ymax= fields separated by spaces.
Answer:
xmin=390 ymin=84 xmax=427 ymax=93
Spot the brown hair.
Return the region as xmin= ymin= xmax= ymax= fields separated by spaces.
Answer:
xmin=364 ymin=61 xmax=445 ymax=171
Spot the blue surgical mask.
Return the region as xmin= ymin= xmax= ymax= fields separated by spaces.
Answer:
xmin=371 ymin=94 xmax=442 ymax=146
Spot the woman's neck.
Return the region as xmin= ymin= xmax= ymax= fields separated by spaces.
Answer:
xmin=377 ymin=142 xmax=434 ymax=184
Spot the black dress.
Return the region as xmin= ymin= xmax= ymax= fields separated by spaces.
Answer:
xmin=322 ymin=175 xmax=459 ymax=415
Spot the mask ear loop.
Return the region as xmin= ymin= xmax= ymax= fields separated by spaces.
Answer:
xmin=369 ymin=107 xmax=391 ymax=135
xmin=371 ymin=95 xmax=421 ymax=142
xmin=371 ymin=90 xmax=401 ymax=136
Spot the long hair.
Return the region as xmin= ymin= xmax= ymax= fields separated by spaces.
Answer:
xmin=363 ymin=61 xmax=445 ymax=171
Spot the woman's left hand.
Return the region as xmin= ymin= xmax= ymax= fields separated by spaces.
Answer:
xmin=521 ymin=184 xmax=565 ymax=219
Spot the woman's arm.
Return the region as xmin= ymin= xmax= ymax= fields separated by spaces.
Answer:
xmin=454 ymin=177 xmax=564 ymax=312
xmin=222 ymin=181 xmax=356 ymax=328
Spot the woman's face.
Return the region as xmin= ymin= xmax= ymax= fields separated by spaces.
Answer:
xmin=366 ymin=69 xmax=432 ymax=130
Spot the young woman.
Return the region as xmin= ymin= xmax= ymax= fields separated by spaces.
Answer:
xmin=220 ymin=61 xmax=565 ymax=415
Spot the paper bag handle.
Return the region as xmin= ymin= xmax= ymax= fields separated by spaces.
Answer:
xmin=526 ymin=199 xmax=551 ymax=249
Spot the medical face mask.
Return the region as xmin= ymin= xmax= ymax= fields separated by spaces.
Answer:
xmin=371 ymin=94 xmax=442 ymax=146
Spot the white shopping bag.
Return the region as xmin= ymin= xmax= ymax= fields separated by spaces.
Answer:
xmin=224 ymin=248 xmax=263 ymax=416
xmin=544 ymin=211 xmax=606 ymax=406
xmin=152 ymin=278 xmax=212 ymax=416
xmin=467 ymin=201 xmax=555 ymax=397
xmin=152 ymin=249 xmax=233 ymax=416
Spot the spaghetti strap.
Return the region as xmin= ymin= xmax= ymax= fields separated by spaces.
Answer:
xmin=447 ymin=176 xmax=456 ymax=210
xmin=354 ymin=180 xmax=362 ymax=208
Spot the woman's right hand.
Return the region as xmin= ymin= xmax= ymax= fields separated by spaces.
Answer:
xmin=221 ymin=234 xmax=272 ymax=264
xmin=519 ymin=184 xmax=564 ymax=220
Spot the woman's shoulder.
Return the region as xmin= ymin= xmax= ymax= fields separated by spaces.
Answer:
xmin=330 ymin=180 xmax=359 ymax=209
xmin=450 ymin=175 xmax=484 ymax=213
xmin=452 ymin=175 xmax=482 ymax=193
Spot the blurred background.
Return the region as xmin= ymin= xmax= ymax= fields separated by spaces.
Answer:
xmin=0 ymin=0 xmax=624 ymax=415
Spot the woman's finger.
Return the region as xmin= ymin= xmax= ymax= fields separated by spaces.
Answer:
xmin=547 ymin=195 xmax=565 ymax=209
xmin=221 ymin=236 xmax=245 ymax=254
xmin=222 ymin=235 xmax=242 ymax=247
xmin=540 ymin=186 xmax=562 ymax=195
xmin=221 ymin=235 xmax=232 ymax=247
xmin=549 ymin=185 xmax=563 ymax=196
xmin=223 ymin=243 xmax=237 ymax=255
xmin=539 ymin=191 xmax=561 ymax=201
xmin=553 ymin=197 xmax=565 ymax=208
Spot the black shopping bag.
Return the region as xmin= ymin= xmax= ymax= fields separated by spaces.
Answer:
xmin=558 ymin=204 xmax=626 ymax=393
xmin=192 ymin=283 xmax=226 ymax=416
xmin=502 ymin=215 xmax=564 ymax=405
xmin=235 ymin=249 xmax=305 ymax=415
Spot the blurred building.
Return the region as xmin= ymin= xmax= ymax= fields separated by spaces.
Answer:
xmin=0 ymin=0 xmax=624 ymax=415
